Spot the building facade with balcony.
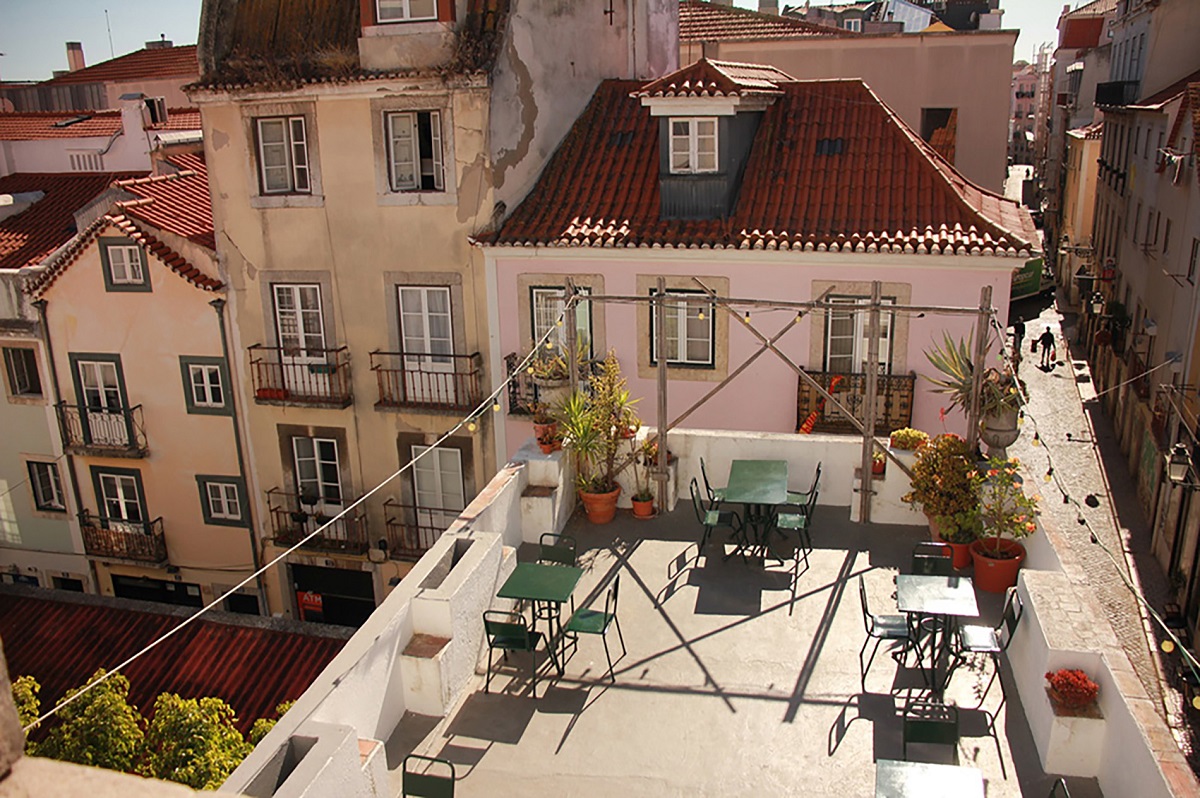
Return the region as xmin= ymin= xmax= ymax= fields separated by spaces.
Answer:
xmin=188 ymin=0 xmax=677 ymax=626
xmin=481 ymin=60 xmax=1038 ymax=467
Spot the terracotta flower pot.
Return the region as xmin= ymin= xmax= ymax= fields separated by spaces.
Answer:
xmin=538 ymin=441 xmax=556 ymax=455
xmin=872 ymin=459 xmax=886 ymax=475
xmin=533 ymin=421 xmax=557 ymax=441
xmin=579 ymin=485 xmax=621 ymax=524
xmin=970 ymin=538 xmax=1026 ymax=593
xmin=938 ymin=536 xmax=974 ymax=569
xmin=631 ymin=496 xmax=655 ymax=518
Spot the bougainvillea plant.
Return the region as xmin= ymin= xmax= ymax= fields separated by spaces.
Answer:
xmin=1045 ymin=668 xmax=1099 ymax=709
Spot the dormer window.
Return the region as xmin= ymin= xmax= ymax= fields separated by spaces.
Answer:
xmin=377 ymin=0 xmax=436 ymax=22
xmin=670 ymin=118 xmax=718 ymax=174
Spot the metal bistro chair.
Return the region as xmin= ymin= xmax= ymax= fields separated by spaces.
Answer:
xmin=538 ymin=532 xmax=577 ymax=566
xmin=786 ymin=461 xmax=823 ymax=508
xmin=952 ymin=587 xmax=1024 ymax=709
xmin=776 ymin=486 xmax=818 ymax=568
xmin=699 ymin=457 xmax=726 ymax=506
xmin=902 ymin=699 xmax=959 ymax=763
xmin=690 ymin=478 xmax=742 ymax=556
xmin=565 ymin=575 xmax=626 ymax=683
xmin=911 ymin=541 xmax=954 ymax=576
xmin=402 ymin=754 xmax=455 ymax=798
xmin=483 ymin=610 xmax=560 ymax=699
xmin=858 ymin=575 xmax=913 ymax=691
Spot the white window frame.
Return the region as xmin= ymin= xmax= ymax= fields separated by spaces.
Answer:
xmin=669 ymin=117 xmax=718 ymax=175
xmin=107 ymin=244 xmax=145 ymax=285
xmin=650 ymin=290 xmax=714 ymax=367
xmin=386 ymin=111 xmax=444 ymax=192
xmin=823 ymin=296 xmax=896 ymax=374
xmin=273 ymin=284 xmax=326 ymax=359
xmin=28 ymin=461 xmax=65 ymax=512
xmin=292 ymin=437 xmax=342 ymax=505
xmin=531 ymin=287 xmax=592 ymax=356
xmin=411 ymin=445 xmax=465 ymax=511
xmin=377 ymin=0 xmax=437 ymax=23
xmin=256 ymin=116 xmax=311 ymax=195
xmin=205 ymin=482 xmax=242 ymax=521
xmin=188 ymin=364 xmax=225 ymax=408
xmin=3 ymin=347 xmax=42 ymax=397
xmin=843 ymin=18 xmax=862 ymax=31
xmin=98 ymin=472 xmax=143 ymax=523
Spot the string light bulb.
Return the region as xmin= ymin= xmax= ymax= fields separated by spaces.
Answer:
xmin=796 ymin=311 xmax=804 ymax=323
xmin=697 ymin=309 xmax=705 ymax=321
xmin=1162 ymin=639 xmax=1176 ymax=653
xmin=467 ymin=419 xmax=478 ymax=432
xmin=1032 ymin=432 xmax=1041 ymax=447
xmin=744 ymin=310 xmax=751 ymax=322
xmin=545 ymin=340 xmax=554 ymax=350
xmin=526 ymin=366 xmax=535 ymax=374
xmin=492 ymin=400 xmax=501 ymax=413
xmin=556 ymin=318 xmax=563 ymax=327
xmin=1192 ymin=695 xmax=1200 ymax=711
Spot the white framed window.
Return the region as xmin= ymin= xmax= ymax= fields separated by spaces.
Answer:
xmin=107 ymin=245 xmax=144 ymax=285
xmin=28 ymin=461 xmax=65 ymax=512
xmin=843 ymin=18 xmax=862 ymax=31
xmin=293 ymin=437 xmax=342 ymax=505
xmin=669 ymin=118 xmax=718 ymax=174
xmin=3 ymin=347 xmax=42 ymax=397
xmin=256 ymin=116 xmax=310 ymax=194
xmin=824 ymin=296 xmax=896 ymax=374
xmin=273 ymin=284 xmax=326 ymax=358
xmin=98 ymin=472 xmax=143 ymax=523
xmin=650 ymin=290 xmax=714 ymax=366
xmin=387 ymin=111 xmax=444 ymax=192
xmin=531 ymin=287 xmax=592 ymax=356
xmin=411 ymin=445 xmax=465 ymax=511
xmin=377 ymin=0 xmax=436 ymax=22
xmin=205 ymin=482 xmax=242 ymax=521
xmin=188 ymin=364 xmax=224 ymax=408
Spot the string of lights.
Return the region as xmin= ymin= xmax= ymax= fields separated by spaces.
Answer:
xmin=22 ymin=305 xmax=571 ymax=734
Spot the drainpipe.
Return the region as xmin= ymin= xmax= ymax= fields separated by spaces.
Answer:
xmin=210 ymin=298 xmax=269 ymax=614
xmin=31 ymin=298 xmax=95 ymax=592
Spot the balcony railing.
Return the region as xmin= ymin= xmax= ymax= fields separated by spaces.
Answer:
xmin=248 ymin=345 xmax=352 ymax=408
xmin=56 ymin=403 xmax=148 ymax=457
xmin=1095 ymin=80 xmax=1140 ymax=107
xmin=79 ymin=512 xmax=167 ymax=564
xmin=266 ymin=489 xmax=369 ymax=554
xmin=383 ymin=499 xmax=460 ymax=561
xmin=370 ymin=351 xmax=483 ymax=412
xmin=795 ymin=370 xmax=916 ymax=435
xmin=504 ymin=352 xmax=601 ymax=414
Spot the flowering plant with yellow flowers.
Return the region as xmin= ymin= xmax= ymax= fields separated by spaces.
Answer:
xmin=973 ymin=456 xmax=1040 ymax=558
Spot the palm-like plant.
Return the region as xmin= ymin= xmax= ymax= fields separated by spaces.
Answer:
xmin=924 ymin=331 xmax=1022 ymax=416
xmin=555 ymin=352 xmax=639 ymax=494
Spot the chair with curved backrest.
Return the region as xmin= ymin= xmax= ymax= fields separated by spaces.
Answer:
xmin=952 ymin=587 xmax=1024 ymax=709
xmin=911 ymin=541 xmax=954 ymax=576
xmin=402 ymin=754 xmax=455 ymax=798
xmin=858 ymin=575 xmax=913 ymax=691
xmin=699 ymin=458 xmax=726 ymax=506
xmin=565 ymin=575 xmax=626 ymax=682
xmin=539 ymin=532 xmax=577 ymax=567
xmin=690 ymin=478 xmax=741 ymax=556
xmin=483 ymin=610 xmax=559 ymax=699
xmin=786 ymin=461 xmax=823 ymax=508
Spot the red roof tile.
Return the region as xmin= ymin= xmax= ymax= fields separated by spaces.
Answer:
xmin=0 ymin=108 xmax=201 ymax=140
xmin=1133 ymin=67 xmax=1200 ymax=109
xmin=115 ymin=153 xmax=215 ymax=249
xmin=0 ymin=171 xmax=142 ymax=270
xmin=680 ymin=1 xmax=848 ymax=41
xmin=0 ymin=591 xmax=346 ymax=735
xmin=41 ymin=45 xmax=198 ymax=87
xmin=489 ymin=77 xmax=1037 ymax=255
xmin=638 ymin=58 xmax=793 ymax=98
xmin=1059 ymin=17 xmax=1105 ymax=50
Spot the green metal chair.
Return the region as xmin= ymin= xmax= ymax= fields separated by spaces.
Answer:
xmin=483 ymin=610 xmax=560 ymax=698
xmin=858 ymin=575 xmax=912 ymax=691
xmin=1048 ymin=778 xmax=1071 ymax=798
xmin=699 ymin=457 xmax=726 ymax=505
xmin=902 ymin=699 xmax=959 ymax=762
xmin=538 ymin=532 xmax=577 ymax=566
xmin=786 ymin=461 xmax=822 ymax=507
xmin=690 ymin=478 xmax=741 ymax=555
xmin=402 ymin=754 xmax=455 ymax=798
xmin=565 ymin=575 xmax=626 ymax=682
xmin=911 ymin=541 xmax=954 ymax=576
xmin=952 ymin=587 xmax=1023 ymax=709
xmin=776 ymin=487 xmax=817 ymax=568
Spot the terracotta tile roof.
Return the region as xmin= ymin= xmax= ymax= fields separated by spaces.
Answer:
xmin=0 ymin=171 xmax=142 ymax=270
xmin=679 ymin=0 xmax=848 ymax=42
xmin=488 ymin=77 xmax=1037 ymax=255
xmin=927 ymin=108 xmax=958 ymax=165
xmin=1059 ymin=16 xmax=1105 ymax=50
xmin=1133 ymin=67 xmax=1200 ymax=109
xmin=41 ymin=45 xmax=198 ymax=87
xmin=0 ymin=108 xmax=200 ymax=140
xmin=0 ymin=591 xmax=346 ymax=735
xmin=638 ymin=58 xmax=794 ymax=98
xmin=114 ymin=153 xmax=215 ymax=249
xmin=1069 ymin=121 xmax=1104 ymax=140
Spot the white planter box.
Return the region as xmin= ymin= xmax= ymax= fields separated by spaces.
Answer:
xmin=1041 ymin=689 xmax=1106 ymax=777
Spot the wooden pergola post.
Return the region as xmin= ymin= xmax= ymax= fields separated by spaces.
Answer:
xmin=858 ymin=281 xmax=883 ymax=523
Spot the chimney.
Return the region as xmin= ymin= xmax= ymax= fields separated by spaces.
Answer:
xmin=144 ymin=34 xmax=173 ymax=50
xmin=65 ymin=42 xmax=85 ymax=72
xmin=759 ymin=0 xmax=779 ymax=13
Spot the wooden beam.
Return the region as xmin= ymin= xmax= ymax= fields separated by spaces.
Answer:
xmin=654 ymin=278 xmax=669 ymax=506
xmin=859 ymin=281 xmax=882 ymax=523
xmin=965 ymin=285 xmax=993 ymax=454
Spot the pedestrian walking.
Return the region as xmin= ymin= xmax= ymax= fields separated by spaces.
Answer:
xmin=1012 ymin=315 xmax=1025 ymax=354
xmin=1038 ymin=328 xmax=1056 ymax=369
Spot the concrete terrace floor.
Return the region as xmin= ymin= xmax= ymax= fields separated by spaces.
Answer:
xmin=389 ymin=505 xmax=1102 ymax=797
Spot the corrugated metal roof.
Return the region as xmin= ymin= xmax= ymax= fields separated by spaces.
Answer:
xmin=0 ymin=592 xmax=345 ymax=735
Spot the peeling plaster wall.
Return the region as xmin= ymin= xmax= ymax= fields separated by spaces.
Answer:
xmin=489 ymin=0 xmax=678 ymax=208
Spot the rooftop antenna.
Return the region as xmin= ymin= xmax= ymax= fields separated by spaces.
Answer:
xmin=105 ymin=9 xmax=115 ymax=59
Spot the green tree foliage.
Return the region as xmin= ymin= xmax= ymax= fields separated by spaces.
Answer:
xmin=139 ymin=694 xmax=252 ymax=790
xmin=37 ymin=669 xmax=144 ymax=773
xmin=248 ymin=700 xmax=295 ymax=747
xmin=11 ymin=675 xmax=41 ymax=744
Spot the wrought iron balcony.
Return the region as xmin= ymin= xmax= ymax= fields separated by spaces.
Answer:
xmin=383 ymin=499 xmax=460 ymax=561
xmin=79 ymin=512 xmax=167 ymax=564
xmin=504 ymin=352 xmax=600 ymax=414
xmin=248 ymin=345 xmax=352 ymax=408
xmin=795 ymin=370 xmax=916 ymax=435
xmin=1095 ymin=80 xmax=1139 ymax=107
xmin=266 ymin=489 xmax=369 ymax=554
xmin=370 ymin=351 xmax=483 ymax=412
xmin=56 ymin=403 xmax=148 ymax=457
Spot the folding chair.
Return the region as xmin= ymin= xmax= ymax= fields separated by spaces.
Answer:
xmin=483 ymin=610 xmax=560 ymax=698
xmin=902 ymin=699 xmax=959 ymax=763
xmin=565 ymin=575 xmax=626 ymax=682
xmin=911 ymin=541 xmax=954 ymax=576
xmin=402 ymin=754 xmax=455 ymax=798
xmin=858 ymin=575 xmax=912 ymax=691
xmin=690 ymin=478 xmax=741 ymax=556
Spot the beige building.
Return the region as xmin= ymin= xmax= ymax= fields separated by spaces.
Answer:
xmin=1055 ymin=123 xmax=1102 ymax=303
xmin=678 ymin=0 xmax=1015 ymax=192
xmin=188 ymin=0 xmax=676 ymax=625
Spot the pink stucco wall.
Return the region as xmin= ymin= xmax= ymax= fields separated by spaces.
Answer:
xmin=492 ymin=251 xmax=1015 ymax=459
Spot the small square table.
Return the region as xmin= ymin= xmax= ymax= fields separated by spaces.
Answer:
xmin=496 ymin=562 xmax=584 ymax=669
xmin=896 ymin=574 xmax=979 ymax=696
xmin=723 ymin=459 xmax=788 ymax=561
xmin=874 ymin=759 xmax=984 ymax=798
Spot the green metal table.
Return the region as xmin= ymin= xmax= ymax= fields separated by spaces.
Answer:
xmin=896 ymin=574 xmax=979 ymax=697
xmin=723 ymin=459 xmax=788 ymax=561
xmin=496 ymin=562 xmax=583 ymax=670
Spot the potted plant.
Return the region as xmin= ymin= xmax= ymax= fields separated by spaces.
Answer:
xmin=889 ymin=427 xmax=929 ymax=451
xmin=630 ymin=438 xmax=657 ymax=518
xmin=1045 ymin=668 xmax=1099 ymax=712
xmin=902 ymin=433 xmax=978 ymax=546
xmin=933 ymin=507 xmax=983 ymax=569
xmin=524 ymin=400 xmax=558 ymax=443
xmin=970 ymin=457 xmax=1039 ymax=592
xmin=872 ymin=450 xmax=886 ymax=475
xmin=536 ymin=426 xmax=560 ymax=455
xmin=556 ymin=351 xmax=640 ymax=524
xmin=924 ymin=332 xmax=1024 ymax=458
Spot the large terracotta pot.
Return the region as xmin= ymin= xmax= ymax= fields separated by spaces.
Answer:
xmin=579 ymin=485 xmax=621 ymax=524
xmin=970 ymin=538 xmax=1026 ymax=593
xmin=939 ymin=537 xmax=974 ymax=569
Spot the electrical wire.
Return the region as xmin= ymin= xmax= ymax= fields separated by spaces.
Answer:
xmin=0 ymin=452 xmax=67 ymax=504
xmin=22 ymin=307 xmax=569 ymax=734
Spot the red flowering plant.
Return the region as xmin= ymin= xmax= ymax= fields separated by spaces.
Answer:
xmin=1045 ymin=668 xmax=1099 ymax=709
xmin=974 ymin=456 xmax=1040 ymax=558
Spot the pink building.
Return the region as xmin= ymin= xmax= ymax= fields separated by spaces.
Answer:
xmin=480 ymin=59 xmax=1038 ymax=459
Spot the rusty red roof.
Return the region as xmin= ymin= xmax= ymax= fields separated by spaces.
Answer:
xmin=0 ymin=591 xmax=345 ymax=735
xmin=638 ymin=58 xmax=794 ymax=98
xmin=42 ymin=45 xmax=198 ymax=87
xmin=1059 ymin=16 xmax=1105 ymax=50
xmin=115 ymin=153 xmax=215 ymax=249
xmin=488 ymin=77 xmax=1037 ymax=255
xmin=0 ymin=171 xmax=142 ymax=270
xmin=680 ymin=1 xmax=848 ymax=41
xmin=0 ymin=108 xmax=201 ymax=140
xmin=1133 ymin=67 xmax=1200 ymax=110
